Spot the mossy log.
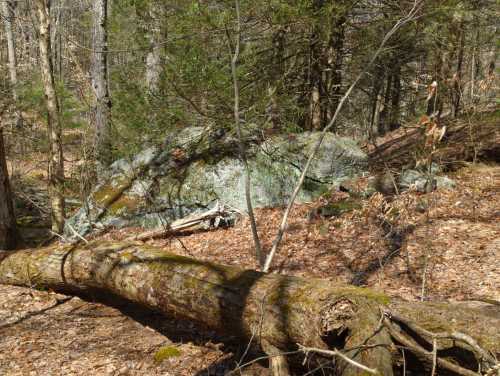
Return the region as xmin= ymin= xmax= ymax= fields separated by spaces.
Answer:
xmin=1 ymin=242 xmax=499 ymax=375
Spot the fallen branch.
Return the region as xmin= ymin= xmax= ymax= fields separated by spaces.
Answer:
xmin=126 ymin=202 xmax=238 ymax=241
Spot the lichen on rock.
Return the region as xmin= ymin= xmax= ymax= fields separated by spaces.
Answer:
xmin=65 ymin=128 xmax=368 ymax=238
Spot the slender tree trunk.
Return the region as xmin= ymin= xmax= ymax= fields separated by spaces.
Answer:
xmin=368 ymin=67 xmax=384 ymax=140
xmin=452 ymin=26 xmax=465 ymax=117
xmin=1 ymin=0 xmax=23 ymax=128
xmin=310 ymin=83 xmax=322 ymax=130
xmin=35 ymin=0 xmax=65 ymax=234
xmin=326 ymin=16 xmax=346 ymax=124
xmin=0 ymin=128 xmax=18 ymax=250
xmin=231 ymin=0 xmax=263 ymax=268
xmin=50 ymin=0 xmax=63 ymax=80
xmin=309 ymin=23 xmax=323 ymax=130
xmin=389 ymin=64 xmax=401 ymax=131
xmin=378 ymin=73 xmax=393 ymax=136
xmin=145 ymin=2 xmax=164 ymax=95
xmin=1 ymin=1 xmax=18 ymax=102
xmin=91 ymin=0 xmax=112 ymax=167
xmin=267 ymin=27 xmax=285 ymax=131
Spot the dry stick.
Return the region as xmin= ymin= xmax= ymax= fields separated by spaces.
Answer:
xmin=421 ymin=143 xmax=434 ymax=301
xmin=230 ymin=0 xmax=264 ymax=268
xmin=66 ymin=222 xmax=89 ymax=244
xmin=402 ymin=348 xmax=406 ymax=376
xmin=431 ymin=338 xmax=437 ymax=376
xmin=227 ymin=351 xmax=301 ymax=376
xmin=297 ymin=344 xmax=378 ymax=375
xmin=262 ymin=0 xmax=423 ymax=272
xmin=420 ymin=249 xmax=429 ymax=301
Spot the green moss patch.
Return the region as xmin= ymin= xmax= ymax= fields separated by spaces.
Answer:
xmin=107 ymin=195 xmax=140 ymax=215
xmin=154 ymin=346 xmax=182 ymax=363
xmin=338 ymin=286 xmax=391 ymax=305
xmin=319 ymin=198 xmax=362 ymax=217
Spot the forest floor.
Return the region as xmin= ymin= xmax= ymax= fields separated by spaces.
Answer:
xmin=1 ymin=131 xmax=499 ymax=375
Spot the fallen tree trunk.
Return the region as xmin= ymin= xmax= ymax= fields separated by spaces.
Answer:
xmin=1 ymin=242 xmax=498 ymax=375
xmin=366 ymin=109 xmax=500 ymax=171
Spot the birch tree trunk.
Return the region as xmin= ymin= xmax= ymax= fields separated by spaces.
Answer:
xmin=326 ymin=15 xmax=346 ymax=125
xmin=35 ymin=0 xmax=65 ymax=234
xmin=145 ymin=2 xmax=165 ymax=95
xmin=1 ymin=1 xmax=18 ymax=102
xmin=91 ymin=0 xmax=112 ymax=167
xmin=452 ymin=25 xmax=465 ymax=118
xmin=1 ymin=0 xmax=23 ymax=128
xmin=309 ymin=37 xmax=323 ymax=131
xmin=0 ymin=128 xmax=18 ymax=250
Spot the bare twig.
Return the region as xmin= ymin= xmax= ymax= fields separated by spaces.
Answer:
xmin=297 ymin=344 xmax=378 ymax=375
xmin=402 ymin=348 xmax=406 ymax=376
xmin=227 ymin=351 xmax=300 ymax=376
xmin=431 ymin=338 xmax=437 ymax=376
xmin=420 ymin=251 xmax=429 ymax=301
xmin=263 ymin=0 xmax=423 ymax=272
xmin=49 ymin=230 xmax=70 ymax=243
xmin=67 ymin=222 xmax=89 ymax=244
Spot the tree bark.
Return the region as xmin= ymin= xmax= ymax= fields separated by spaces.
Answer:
xmin=1 ymin=241 xmax=498 ymax=375
xmin=325 ymin=15 xmax=346 ymax=124
xmin=1 ymin=0 xmax=18 ymax=102
xmin=145 ymin=1 xmax=165 ymax=95
xmin=266 ymin=27 xmax=285 ymax=131
xmin=452 ymin=25 xmax=465 ymax=118
xmin=309 ymin=26 xmax=323 ymax=130
xmin=1 ymin=0 xmax=23 ymax=128
xmin=389 ymin=63 xmax=401 ymax=131
xmin=91 ymin=0 xmax=112 ymax=167
xmin=0 ymin=128 xmax=18 ymax=250
xmin=35 ymin=0 xmax=65 ymax=234
xmin=368 ymin=67 xmax=384 ymax=140
xmin=377 ymin=73 xmax=393 ymax=136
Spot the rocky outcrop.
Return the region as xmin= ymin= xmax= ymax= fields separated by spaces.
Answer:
xmin=65 ymin=128 xmax=368 ymax=237
xmin=399 ymin=168 xmax=456 ymax=192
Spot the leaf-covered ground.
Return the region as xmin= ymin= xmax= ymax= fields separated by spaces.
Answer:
xmin=1 ymin=163 xmax=499 ymax=375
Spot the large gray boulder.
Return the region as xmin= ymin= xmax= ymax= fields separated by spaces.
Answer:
xmin=65 ymin=128 xmax=368 ymax=237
